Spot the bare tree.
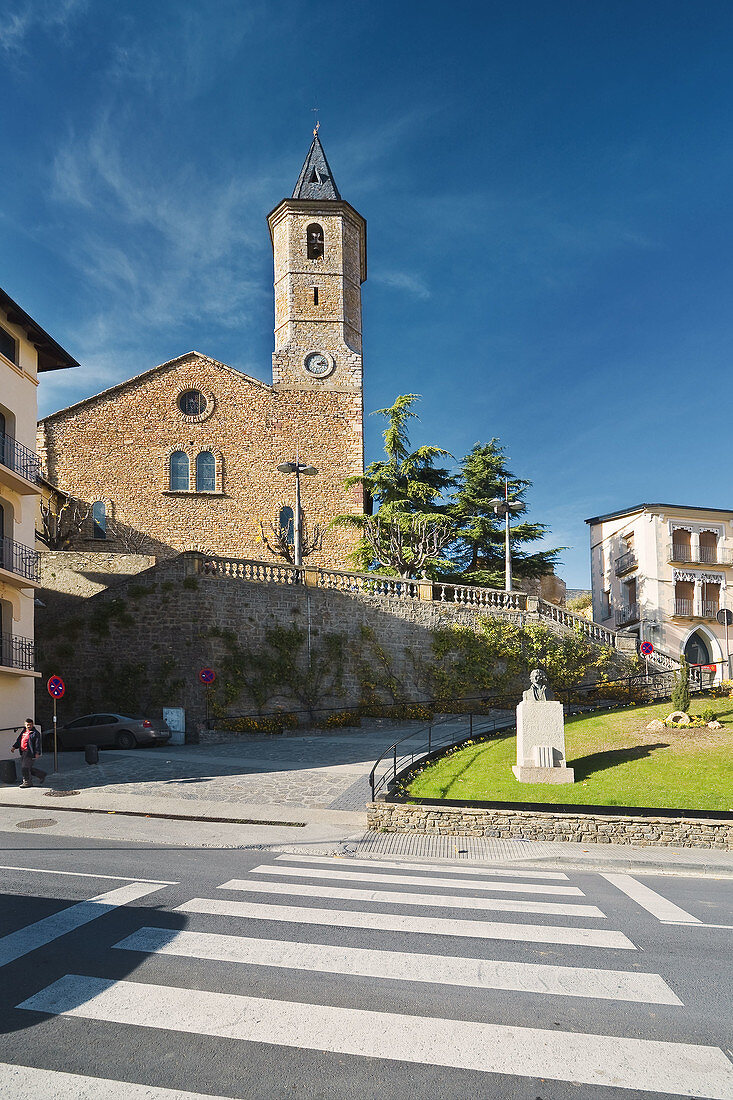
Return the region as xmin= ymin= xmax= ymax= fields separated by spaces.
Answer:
xmin=259 ymin=515 xmax=324 ymax=565
xmin=107 ymin=520 xmax=155 ymax=554
xmin=37 ymin=491 xmax=92 ymax=550
xmin=360 ymin=515 xmax=454 ymax=578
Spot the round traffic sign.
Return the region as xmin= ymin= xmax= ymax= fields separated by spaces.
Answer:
xmin=640 ymin=641 xmax=654 ymax=656
xmin=199 ymin=668 xmax=216 ymax=685
xmin=716 ymin=608 xmax=733 ymax=627
xmin=47 ymin=675 xmax=65 ymax=699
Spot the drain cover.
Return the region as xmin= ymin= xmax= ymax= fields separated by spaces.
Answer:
xmin=44 ymin=789 xmax=80 ymax=797
xmin=16 ymin=819 xmax=57 ymax=829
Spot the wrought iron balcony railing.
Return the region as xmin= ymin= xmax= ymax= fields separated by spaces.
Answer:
xmin=615 ymin=603 xmax=639 ymax=626
xmin=669 ymin=543 xmax=732 ymax=565
xmin=0 ymin=432 xmax=40 ymax=484
xmin=0 ymin=632 xmax=35 ymax=671
xmin=0 ymin=536 xmax=39 ymax=583
xmin=614 ymin=550 xmax=637 ymax=575
xmin=674 ymin=598 xmax=694 ymax=617
xmin=701 ymin=601 xmax=720 ymax=619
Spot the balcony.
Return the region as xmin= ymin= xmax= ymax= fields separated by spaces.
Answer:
xmin=701 ymin=601 xmax=720 ymax=619
xmin=0 ymin=432 xmax=41 ymax=495
xmin=674 ymin=599 xmax=694 ymax=617
xmin=669 ymin=543 xmax=732 ymax=566
xmin=615 ymin=603 xmax=639 ymax=626
xmin=615 ymin=550 xmax=637 ymax=576
xmin=0 ymin=536 xmax=40 ymax=585
xmin=0 ymin=631 xmax=35 ymax=672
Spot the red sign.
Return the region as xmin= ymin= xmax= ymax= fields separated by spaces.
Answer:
xmin=47 ymin=675 xmax=65 ymax=699
xmin=704 ymin=664 xmax=717 ymax=672
xmin=199 ymin=668 xmax=216 ymax=685
xmin=640 ymin=641 xmax=654 ymax=657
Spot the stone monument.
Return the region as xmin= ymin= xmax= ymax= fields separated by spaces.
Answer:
xmin=512 ymin=669 xmax=574 ymax=784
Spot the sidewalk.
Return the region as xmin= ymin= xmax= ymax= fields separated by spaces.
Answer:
xmin=0 ymin=733 xmax=731 ymax=875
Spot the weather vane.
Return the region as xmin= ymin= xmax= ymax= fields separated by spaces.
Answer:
xmin=312 ymin=106 xmax=320 ymax=137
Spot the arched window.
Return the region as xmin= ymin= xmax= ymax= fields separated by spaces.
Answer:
xmin=306 ymin=223 xmax=324 ymax=260
xmin=279 ymin=506 xmax=294 ymax=547
xmin=92 ymin=501 xmax=106 ymax=539
xmin=169 ymin=451 xmax=189 ymax=491
xmin=196 ymin=451 xmax=216 ymax=492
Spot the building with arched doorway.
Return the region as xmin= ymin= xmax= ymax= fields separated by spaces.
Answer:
xmin=586 ymin=502 xmax=733 ymax=678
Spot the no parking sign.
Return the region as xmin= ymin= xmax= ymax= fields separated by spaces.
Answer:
xmin=47 ymin=675 xmax=65 ymax=698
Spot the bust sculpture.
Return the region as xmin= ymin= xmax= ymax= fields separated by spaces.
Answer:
xmin=522 ymin=668 xmax=555 ymax=703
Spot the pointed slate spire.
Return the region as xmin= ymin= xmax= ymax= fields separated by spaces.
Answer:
xmin=292 ymin=129 xmax=341 ymax=201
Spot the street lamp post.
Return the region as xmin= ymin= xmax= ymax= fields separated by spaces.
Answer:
xmin=489 ymin=480 xmax=522 ymax=593
xmin=277 ymin=459 xmax=318 ymax=567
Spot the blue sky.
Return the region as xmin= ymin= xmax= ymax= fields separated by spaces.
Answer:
xmin=2 ymin=0 xmax=733 ymax=587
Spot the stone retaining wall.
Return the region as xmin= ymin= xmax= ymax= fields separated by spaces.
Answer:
xmin=367 ymin=801 xmax=732 ymax=849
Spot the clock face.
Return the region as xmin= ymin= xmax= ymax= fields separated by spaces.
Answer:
xmin=304 ymin=352 xmax=332 ymax=377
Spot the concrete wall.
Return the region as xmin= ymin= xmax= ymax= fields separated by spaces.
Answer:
xmin=38 ymin=551 xmax=156 ymax=620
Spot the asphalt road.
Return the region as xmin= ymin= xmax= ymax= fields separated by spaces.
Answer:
xmin=0 ymin=832 xmax=732 ymax=1099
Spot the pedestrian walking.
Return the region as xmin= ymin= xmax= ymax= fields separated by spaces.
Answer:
xmin=11 ymin=718 xmax=46 ymax=788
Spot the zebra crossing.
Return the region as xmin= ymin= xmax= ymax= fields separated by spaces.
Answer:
xmin=9 ymin=855 xmax=733 ymax=1098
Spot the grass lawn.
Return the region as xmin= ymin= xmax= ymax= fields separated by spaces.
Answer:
xmin=406 ymin=698 xmax=733 ymax=811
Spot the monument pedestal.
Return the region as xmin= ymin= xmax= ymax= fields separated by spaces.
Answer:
xmin=513 ymin=698 xmax=574 ymax=784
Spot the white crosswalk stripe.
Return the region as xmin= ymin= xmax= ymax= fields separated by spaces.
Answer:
xmin=113 ymin=926 xmax=682 ymax=1004
xmin=217 ymin=876 xmax=605 ymax=917
xmin=249 ymin=862 xmax=584 ymax=893
xmin=176 ymin=895 xmax=635 ymax=947
xmin=18 ymin=974 xmax=733 ymax=1098
xmin=275 ymin=853 xmax=571 ymax=879
xmin=0 ymin=1061 xmax=232 ymax=1099
xmin=10 ymin=857 xmax=733 ymax=1097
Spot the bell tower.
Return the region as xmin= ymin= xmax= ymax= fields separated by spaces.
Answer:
xmin=267 ymin=130 xmax=366 ymax=392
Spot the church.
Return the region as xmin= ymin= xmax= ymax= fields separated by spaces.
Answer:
xmin=37 ymin=133 xmax=367 ymax=567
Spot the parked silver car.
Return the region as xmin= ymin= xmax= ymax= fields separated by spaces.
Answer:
xmin=45 ymin=713 xmax=171 ymax=751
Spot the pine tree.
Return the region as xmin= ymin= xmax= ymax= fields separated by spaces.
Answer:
xmin=441 ymin=440 xmax=562 ymax=587
xmin=333 ymin=394 xmax=454 ymax=576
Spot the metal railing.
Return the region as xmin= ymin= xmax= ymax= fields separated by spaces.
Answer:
xmin=0 ymin=432 xmax=40 ymax=484
xmin=674 ymin=598 xmax=694 ymax=617
xmin=614 ymin=550 xmax=637 ymax=575
xmin=369 ymin=708 xmax=515 ymax=801
xmin=669 ymin=543 xmax=732 ymax=566
xmin=369 ymin=666 xmax=720 ymax=803
xmin=615 ymin=603 xmax=639 ymax=626
xmin=0 ymin=632 xmax=35 ymax=671
xmin=0 ymin=536 xmax=39 ymax=582
xmin=701 ymin=601 xmax=720 ymax=619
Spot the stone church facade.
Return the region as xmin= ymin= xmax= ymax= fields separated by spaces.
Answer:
xmin=37 ymin=133 xmax=366 ymax=567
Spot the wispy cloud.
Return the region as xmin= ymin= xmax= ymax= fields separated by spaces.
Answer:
xmin=0 ymin=0 xmax=87 ymax=53
xmin=372 ymin=269 xmax=431 ymax=300
xmin=47 ymin=110 xmax=274 ymax=403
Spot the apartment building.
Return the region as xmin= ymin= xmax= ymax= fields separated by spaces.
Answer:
xmin=587 ymin=503 xmax=733 ymax=675
xmin=0 ymin=287 xmax=77 ymax=749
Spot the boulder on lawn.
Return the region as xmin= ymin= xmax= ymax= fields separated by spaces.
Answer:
xmin=645 ymin=719 xmax=665 ymax=731
xmin=666 ymin=711 xmax=691 ymax=726
xmin=707 ymin=720 xmax=723 ymax=729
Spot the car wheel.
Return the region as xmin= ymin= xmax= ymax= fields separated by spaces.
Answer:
xmin=115 ymin=730 xmax=137 ymax=750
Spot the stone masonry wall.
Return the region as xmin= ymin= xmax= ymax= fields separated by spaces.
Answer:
xmin=34 ymin=552 xmax=621 ymax=731
xmin=367 ymin=802 xmax=733 ymax=850
xmin=38 ymin=551 xmax=155 ymax=619
xmin=37 ymin=353 xmax=364 ymax=568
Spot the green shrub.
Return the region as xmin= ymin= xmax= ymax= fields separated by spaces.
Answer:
xmin=671 ymin=660 xmax=691 ymax=713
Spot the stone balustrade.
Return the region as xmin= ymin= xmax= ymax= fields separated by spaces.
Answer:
xmin=192 ymin=553 xmax=627 ymax=652
xmin=537 ymin=598 xmax=618 ymax=647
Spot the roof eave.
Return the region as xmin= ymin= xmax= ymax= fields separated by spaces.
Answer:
xmin=0 ymin=287 xmax=79 ymax=372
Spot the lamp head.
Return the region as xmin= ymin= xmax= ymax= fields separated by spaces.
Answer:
xmin=277 ymin=462 xmax=297 ymax=474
